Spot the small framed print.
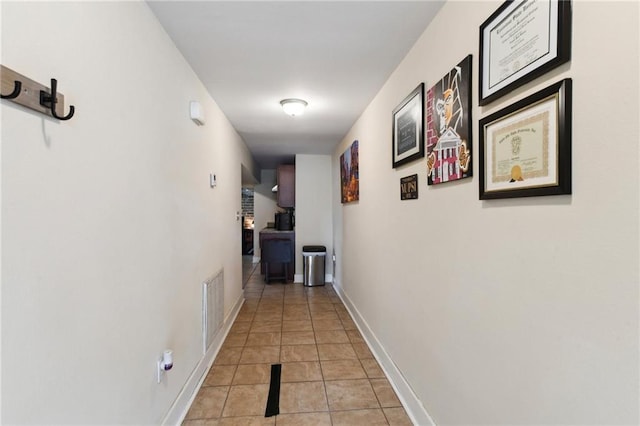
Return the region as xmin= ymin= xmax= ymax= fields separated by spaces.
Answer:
xmin=479 ymin=0 xmax=572 ymax=105
xmin=340 ymin=140 xmax=359 ymax=203
xmin=479 ymin=78 xmax=571 ymax=200
xmin=400 ymin=174 xmax=418 ymax=200
xmin=392 ymin=83 xmax=424 ymax=168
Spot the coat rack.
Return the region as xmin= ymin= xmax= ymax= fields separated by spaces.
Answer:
xmin=1 ymin=65 xmax=75 ymax=120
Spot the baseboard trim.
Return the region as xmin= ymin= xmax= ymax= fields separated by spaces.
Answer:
xmin=294 ymin=273 xmax=333 ymax=284
xmin=162 ymin=293 xmax=245 ymax=426
xmin=332 ymin=280 xmax=436 ymax=426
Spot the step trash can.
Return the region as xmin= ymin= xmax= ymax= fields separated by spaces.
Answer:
xmin=302 ymin=245 xmax=326 ymax=287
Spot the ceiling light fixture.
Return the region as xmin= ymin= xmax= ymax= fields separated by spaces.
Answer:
xmin=280 ymin=98 xmax=308 ymax=117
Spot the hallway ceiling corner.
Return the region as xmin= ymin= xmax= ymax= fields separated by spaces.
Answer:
xmin=147 ymin=0 xmax=444 ymax=169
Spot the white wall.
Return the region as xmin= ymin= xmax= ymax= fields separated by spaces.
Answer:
xmin=253 ymin=169 xmax=278 ymax=258
xmin=333 ymin=1 xmax=639 ymax=425
xmin=295 ymin=155 xmax=333 ymax=282
xmin=1 ymin=2 xmax=256 ymax=424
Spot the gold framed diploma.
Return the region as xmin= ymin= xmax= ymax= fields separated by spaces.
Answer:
xmin=479 ymin=79 xmax=571 ymax=199
xmin=479 ymin=0 xmax=571 ymax=105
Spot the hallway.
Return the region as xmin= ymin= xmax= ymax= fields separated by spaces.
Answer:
xmin=182 ymin=266 xmax=412 ymax=425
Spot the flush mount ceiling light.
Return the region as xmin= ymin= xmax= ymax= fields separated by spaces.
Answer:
xmin=280 ymin=98 xmax=308 ymax=117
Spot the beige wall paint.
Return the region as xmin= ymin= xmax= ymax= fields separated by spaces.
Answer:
xmin=333 ymin=1 xmax=639 ymax=424
xmin=1 ymin=1 xmax=255 ymax=424
xmin=295 ymin=154 xmax=333 ymax=281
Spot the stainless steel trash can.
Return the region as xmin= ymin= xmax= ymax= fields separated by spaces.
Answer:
xmin=302 ymin=245 xmax=326 ymax=287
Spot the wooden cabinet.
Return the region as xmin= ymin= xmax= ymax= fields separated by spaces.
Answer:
xmin=277 ymin=165 xmax=295 ymax=208
xmin=259 ymin=229 xmax=295 ymax=282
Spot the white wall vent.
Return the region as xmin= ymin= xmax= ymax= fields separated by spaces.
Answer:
xmin=202 ymin=269 xmax=224 ymax=354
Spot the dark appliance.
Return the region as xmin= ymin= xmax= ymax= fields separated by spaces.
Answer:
xmin=275 ymin=211 xmax=293 ymax=231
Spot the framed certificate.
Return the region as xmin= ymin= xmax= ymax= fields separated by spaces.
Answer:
xmin=392 ymin=83 xmax=424 ymax=168
xmin=479 ymin=78 xmax=571 ymax=199
xmin=479 ymin=0 xmax=571 ymax=106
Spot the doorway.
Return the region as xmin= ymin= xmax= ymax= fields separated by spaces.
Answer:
xmin=241 ymin=187 xmax=256 ymax=287
xmin=241 ymin=164 xmax=259 ymax=288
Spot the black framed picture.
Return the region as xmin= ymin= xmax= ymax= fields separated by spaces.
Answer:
xmin=479 ymin=0 xmax=572 ymax=106
xmin=479 ymin=78 xmax=572 ymax=199
xmin=392 ymin=83 xmax=424 ymax=168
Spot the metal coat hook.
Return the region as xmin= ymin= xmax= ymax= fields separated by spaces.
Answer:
xmin=1 ymin=80 xmax=21 ymax=99
xmin=40 ymin=78 xmax=74 ymax=120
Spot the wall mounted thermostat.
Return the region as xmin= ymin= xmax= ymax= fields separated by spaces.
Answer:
xmin=190 ymin=101 xmax=205 ymax=126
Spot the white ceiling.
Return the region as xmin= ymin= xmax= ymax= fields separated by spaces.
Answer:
xmin=147 ymin=1 xmax=444 ymax=170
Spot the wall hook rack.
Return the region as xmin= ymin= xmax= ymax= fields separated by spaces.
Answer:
xmin=0 ymin=80 xmax=21 ymax=99
xmin=1 ymin=65 xmax=75 ymax=121
xmin=40 ymin=78 xmax=74 ymax=120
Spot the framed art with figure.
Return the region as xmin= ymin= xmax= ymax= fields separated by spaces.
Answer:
xmin=426 ymin=55 xmax=472 ymax=185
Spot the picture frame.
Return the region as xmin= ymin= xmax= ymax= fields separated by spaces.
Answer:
xmin=340 ymin=140 xmax=359 ymax=203
xmin=392 ymin=83 xmax=424 ymax=168
xmin=400 ymin=174 xmax=418 ymax=200
xmin=426 ymin=55 xmax=473 ymax=185
xmin=478 ymin=0 xmax=571 ymax=106
xmin=479 ymin=78 xmax=571 ymax=200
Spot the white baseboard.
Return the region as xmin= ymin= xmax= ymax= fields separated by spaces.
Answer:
xmin=332 ymin=280 xmax=436 ymax=426
xmin=294 ymin=273 xmax=333 ymax=284
xmin=162 ymin=293 xmax=245 ymax=426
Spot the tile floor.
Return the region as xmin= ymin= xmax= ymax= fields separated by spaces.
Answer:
xmin=182 ymin=263 xmax=413 ymax=426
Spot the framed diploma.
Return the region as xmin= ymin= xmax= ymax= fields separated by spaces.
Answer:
xmin=392 ymin=83 xmax=424 ymax=168
xmin=479 ymin=0 xmax=571 ymax=106
xmin=479 ymin=78 xmax=571 ymax=199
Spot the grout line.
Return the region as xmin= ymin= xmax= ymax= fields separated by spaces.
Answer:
xmin=186 ymin=281 xmax=406 ymax=424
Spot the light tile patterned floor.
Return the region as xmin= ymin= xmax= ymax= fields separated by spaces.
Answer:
xmin=183 ymin=264 xmax=413 ymax=425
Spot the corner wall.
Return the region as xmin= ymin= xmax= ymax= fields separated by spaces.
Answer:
xmin=333 ymin=1 xmax=639 ymax=424
xmin=1 ymin=2 xmax=255 ymax=424
xmin=295 ymin=154 xmax=333 ymax=282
